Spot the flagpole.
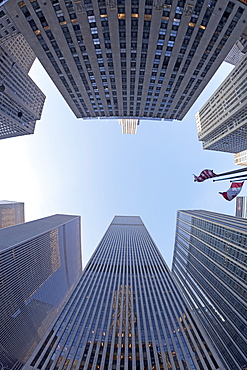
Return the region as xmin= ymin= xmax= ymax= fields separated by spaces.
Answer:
xmin=230 ymin=178 xmax=247 ymax=182
xmin=214 ymin=167 xmax=247 ymax=178
xmin=213 ymin=173 xmax=247 ymax=182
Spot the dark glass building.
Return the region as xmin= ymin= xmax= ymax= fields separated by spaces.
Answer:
xmin=0 ymin=214 xmax=82 ymax=369
xmin=24 ymin=216 xmax=223 ymax=370
xmin=172 ymin=210 xmax=247 ymax=370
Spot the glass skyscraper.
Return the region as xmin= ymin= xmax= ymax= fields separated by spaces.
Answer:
xmin=172 ymin=210 xmax=247 ymax=370
xmin=24 ymin=216 xmax=223 ymax=370
xmin=0 ymin=214 xmax=82 ymax=369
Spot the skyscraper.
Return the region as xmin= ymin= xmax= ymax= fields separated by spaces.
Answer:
xmin=195 ymin=52 xmax=247 ymax=153
xmin=0 ymin=5 xmax=45 ymax=140
xmin=234 ymin=149 xmax=247 ymax=166
xmin=235 ymin=196 xmax=247 ymax=218
xmin=24 ymin=216 xmax=223 ymax=370
xmin=0 ymin=43 xmax=45 ymax=139
xmin=119 ymin=118 xmax=139 ymax=134
xmin=224 ymin=34 xmax=247 ymax=66
xmin=0 ymin=214 xmax=82 ymax=369
xmin=0 ymin=5 xmax=36 ymax=72
xmin=172 ymin=210 xmax=247 ymax=370
xmin=4 ymin=0 xmax=247 ymax=122
xmin=0 ymin=200 xmax=24 ymax=228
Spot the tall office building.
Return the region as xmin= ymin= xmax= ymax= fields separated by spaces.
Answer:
xmin=235 ymin=196 xmax=247 ymax=218
xmin=0 ymin=214 xmax=82 ymax=369
xmin=0 ymin=5 xmax=36 ymax=72
xmin=224 ymin=34 xmax=247 ymax=66
xmin=4 ymin=0 xmax=247 ymax=123
xmin=0 ymin=5 xmax=45 ymax=140
xmin=172 ymin=210 xmax=247 ymax=370
xmin=0 ymin=43 xmax=45 ymax=139
xmin=234 ymin=149 xmax=247 ymax=166
xmin=119 ymin=118 xmax=139 ymax=134
xmin=196 ymin=51 xmax=247 ymax=153
xmin=24 ymin=216 xmax=223 ymax=370
xmin=0 ymin=200 xmax=24 ymax=228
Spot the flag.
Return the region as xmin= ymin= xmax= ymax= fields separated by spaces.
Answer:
xmin=219 ymin=181 xmax=244 ymax=201
xmin=194 ymin=169 xmax=217 ymax=182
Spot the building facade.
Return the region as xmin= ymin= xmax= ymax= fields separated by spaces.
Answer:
xmin=119 ymin=118 xmax=139 ymax=134
xmin=196 ymin=52 xmax=247 ymax=153
xmin=225 ymin=33 xmax=247 ymax=66
xmin=0 ymin=6 xmax=45 ymax=140
xmin=0 ymin=43 xmax=45 ymax=139
xmin=0 ymin=214 xmax=82 ymax=368
xmin=24 ymin=216 xmax=223 ymax=370
xmin=234 ymin=150 xmax=247 ymax=166
xmin=235 ymin=196 xmax=247 ymax=217
xmin=172 ymin=210 xmax=247 ymax=370
xmin=4 ymin=0 xmax=247 ymax=122
xmin=0 ymin=200 xmax=24 ymax=228
xmin=0 ymin=5 xmax=36 ymax=72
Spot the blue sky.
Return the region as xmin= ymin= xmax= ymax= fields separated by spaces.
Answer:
xmin=0 ymin=60 xmax=237 ymax=268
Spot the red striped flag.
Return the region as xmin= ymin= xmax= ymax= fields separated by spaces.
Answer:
xmin=219 ymin=182 xmax=244 ymax=201
xmin=194 ymin=169 xmax=217 ymax=182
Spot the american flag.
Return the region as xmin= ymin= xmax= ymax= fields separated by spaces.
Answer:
xmin=194 ymin=169 xmax=217 ymax=182
xmin=219 ymin=182 xmax=244 ymax=201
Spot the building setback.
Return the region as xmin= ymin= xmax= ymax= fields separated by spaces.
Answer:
xmin=0 ymin=200 xmax=24 ymax=228
xmin=172 ymin=210 xmax=247 ymax=370
xmin=196 ymin=52 xmax=247 ymax=153
xmin=0 ymin=214 xmax=82 ymax=369
xmin=4 ymin=0 xmax=247 ymax=122
xmin=23 ymin=216 xmax=223 ymax=370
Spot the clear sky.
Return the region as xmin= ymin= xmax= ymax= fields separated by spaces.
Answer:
xmin=0 ymin=60 xmax=237 ymax=268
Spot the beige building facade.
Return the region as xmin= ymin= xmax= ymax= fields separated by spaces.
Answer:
xmin=4 ymin=0 xmax=247 ymax=123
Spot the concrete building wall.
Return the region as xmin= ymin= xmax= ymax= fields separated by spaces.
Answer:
xmin=4 ymin=0 xmax=247 ymax=121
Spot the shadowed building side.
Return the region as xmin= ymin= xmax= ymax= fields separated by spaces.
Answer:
xmin=0 ymin=214 xmax=82 ymax=368
xmin=172 ymin=210 xmax=247 ymax=370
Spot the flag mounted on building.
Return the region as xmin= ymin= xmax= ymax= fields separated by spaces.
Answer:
xmin=194 ymin=169 xmax=217 ymax=182
xmin=219 ymin=182 xmax=244 ymax=201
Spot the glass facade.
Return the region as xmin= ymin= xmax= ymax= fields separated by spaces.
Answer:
xmin=24 ymin=216 xmax=222 ymax=370
xmin=4 ymin=0 xmax=247 ymax=121
xmin=172 ymin=210 xmax=247 ymax=370
xmin=0 ymin=214 xmax=82 ymax=368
